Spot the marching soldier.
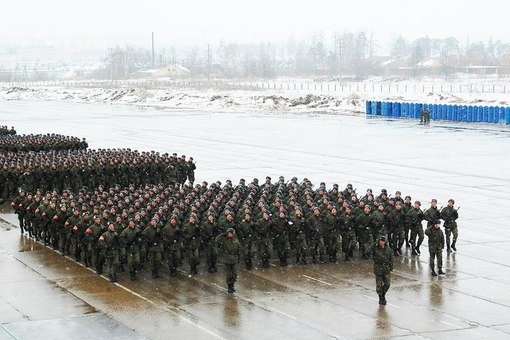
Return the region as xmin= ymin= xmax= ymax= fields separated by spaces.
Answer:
xmin=441 ymin=199 xmax=459 ymax=252
xmin=216 ymin=228 xmax=241 ymax=294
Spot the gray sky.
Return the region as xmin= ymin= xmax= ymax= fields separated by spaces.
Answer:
xmin=1 ymin=0 xmax=508 ymax=45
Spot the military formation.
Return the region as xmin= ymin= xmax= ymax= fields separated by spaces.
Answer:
xmin=0 ymin=125 xmax=16 ymax=135
xmin=10 ymin=176 xmax=459 ymax=297
xmin=4 ymin=125 xmax=459 ymax=302
xmin=1 ymin=148 xmax=196 ymax=200
xmin=0 ymin=133 xmax=87 ymax=152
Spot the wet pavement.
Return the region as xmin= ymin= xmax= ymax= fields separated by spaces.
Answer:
xmin=1 ymin=100 xmax=510 ymax=339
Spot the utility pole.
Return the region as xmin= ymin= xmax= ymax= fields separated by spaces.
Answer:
xmin=207 ymin=44 xmax=210 ymax=81
xmin=152 ymin=32 xmax=155 ymax=68
xmin=109 ymin=48 xmax=114 ymax=85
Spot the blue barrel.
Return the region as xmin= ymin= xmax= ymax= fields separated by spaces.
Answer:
xmin=392 ymin=102 xmax=401 ymax=117
xmin=366 ymin=100 xmax=372 ymax=114
xmin=506 ymin=107 xmax=510 ymax=124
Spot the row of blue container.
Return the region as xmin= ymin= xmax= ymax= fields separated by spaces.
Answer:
xmin=366 ymin=101 xmax=510 ymax=124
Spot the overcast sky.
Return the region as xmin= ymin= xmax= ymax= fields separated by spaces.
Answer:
xmin=1 ymin=0 xmax=507 ymax=46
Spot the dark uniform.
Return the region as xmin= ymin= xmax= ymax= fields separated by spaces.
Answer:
xmin=216 ymin=228 xmax=241 ymax=294
xmin=120 ymin=220 xmax=142 ymax=280
xmin=368 ymin=235 xmax=394 ymax=305
xmin=406 ymin=201 xmax=424 ymax=255
xmin=440 ymin=199 xmax=459 ymax=252
xmin=98 ymin=224 xmax=120 ymax=282
xmin=425 ymin=220 xmax=446 ymax=276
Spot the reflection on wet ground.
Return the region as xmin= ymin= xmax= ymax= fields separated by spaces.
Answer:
xmin=1 ymin=101 xmax=510 ymax=339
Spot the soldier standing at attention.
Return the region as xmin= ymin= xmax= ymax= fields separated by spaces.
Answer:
xmin=441 ymin=199 xmax=459 ymax=252
xmin=216 ymin=227 xmax=241 ymax=294
xmin=425 ymin=220 xmax=446 ymax=276
xmin=368 ymin=235 xmax=393 ymax=305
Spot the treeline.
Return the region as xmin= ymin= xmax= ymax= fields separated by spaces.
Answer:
xmin=95 ymin=33 xmax=510 ymax=80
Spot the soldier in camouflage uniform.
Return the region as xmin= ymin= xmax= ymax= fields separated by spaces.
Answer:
xmin=216 ymin=227 xmax=241 ymax=294
xmin=425 ymin=220 xmax=446 ymax=276
xmin=368 ymin=235 xmax=394 ymax=305
xmin=441 ymin=199 xmax=459 ymax=252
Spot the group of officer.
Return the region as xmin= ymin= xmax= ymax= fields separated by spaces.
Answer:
xmin=11 ymin=177 xmax=459 ymax=296
xmin=0 ymin=125 xmax=16 ymax=135
xmin=1 ymin=149 xmax=196 ymax=199
xmin=0 ymin=133 xmax=88 ymax=152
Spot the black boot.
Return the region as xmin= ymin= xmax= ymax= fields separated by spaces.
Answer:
xmin=111 ymin=271 xmax=118 ymax=283
xmin=451 ymin=243 xmax=457 ymax=252
xmin=438 ymin=268 xmax=446 ymax=275
xmin=130 ymin=271 xmax=137 ymax=281
xmin=378 ymin=294 xmax=386 ymax=305
xmin=191 ymin=264 xmax=198 ymax=275
xmin=415 ymin=245 xmax=421 ymax=255
xmin=431 ymin=269 xmax=438 ymax=276
xmin=227 ymin=283 xmax=234 ymax=294
xmin=170 ymin=267 xmax=178 ymax=277
xmin=152 ymin=269 xmax=159 ymax=279
xmin=262 ymin=259 xmax=270 ymax=268
xmin=411 ymin=246 xmax=418 ymax=256
xmin=301 ymin=257 xmax=308 ymax=265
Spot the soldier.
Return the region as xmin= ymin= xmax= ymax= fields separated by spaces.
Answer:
xmin=237 ymin=213 xmax=257 ymax=269
xmin=85 ymin=216 xmax=106 ymax=274
xmin=273 ymin=211 xmax=291 ymax=266
xmin=181 ymin=214 xmax=201 ymax=275
xmin=288 ymin=208 xmax=308 ymax=264
xmin=339 ymin=205 xmax=357 ymax=261
xmin=425 ymin=220 xmax=446 ymax=276
xmin=407 ymin=201 xmax=424 ymax=255
xmin=420 ymin=105 xmax=431 ymax=124
xmin=423 ymin=199 xmax=441 ymax=227
xmin=441 ymin=199 xmax=459 ymax=252
xmin=186 ymin=157 xmax=196 ymax=185
xmin=388 ymin=202 xmax=406 ymax=256
xmin=98 ymin=223 xmax=120 ymax=282
xmin=255 ymin=211 xmax=273 ymax=268
xmin=63 ymin=208 xmax=81 ymax=257
xmin=307 ymin=207 xmax=326 ymax=263
xmin=356 ymin=205 xmax=374 ymax=260
xmin=163 ymin=216 xmax=181 ymax=277
xmin=74 ymin=212 xmax=91 ymax=264
xmin=215 ymin=227 xmax=241 ymax=294
xmin=200 ymin=214 xmax=219 ymax=273
xmin=120 ymin=219 xmax=142 ymax=281
xmin=142 ymin=218 xmax=164 ymax=279
xmin=367 ymin=235 xmax=394 ymax=305
xmin=324 ymin=207 xmax=341 ymax=263
xmin=11 ymin=190 xmax=27 ymax=234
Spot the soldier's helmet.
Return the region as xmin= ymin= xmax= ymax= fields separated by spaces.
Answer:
xmin=227 ymin=227 xmax=235 ymax=234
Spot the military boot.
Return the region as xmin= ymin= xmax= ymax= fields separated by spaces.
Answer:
xmin=191 ymin=264 xmax=198 ymax=275
xmin=296 ymin=256 xmax=302 ymax=265
xmin=170 ymin=267 xmax=178 ymax=277
xmin=378 ymin=294 xmax=386 ymax=305
xmin=130 ymin=271 xmax=137 ymax=281
xmin=438 ymin=268 xmax=446 ymax=275
xmin=431 ymin=269 xmax=438 ymax=276
xmin=262 ymin=259 xmax=270 ymax=268
xmin=152 ymin=269 xmax=159 ymax=279
xmin=208 ymin=266 xmax=215 ymax=273
xmin=415 ymin=245 xmax=421 ymax=255
xmin=301 ymin=257 xmax=308 ymax=265
xmin=451 ymin=242 xmax=457 ymax=252
xmin=411 ymin=246 xmax=418 ymax=256
xmin=227 ymin=283 xmax=234 ymax=294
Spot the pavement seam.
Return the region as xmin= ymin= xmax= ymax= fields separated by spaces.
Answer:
xmin=0 ymin=323 xmax=18 ymax=340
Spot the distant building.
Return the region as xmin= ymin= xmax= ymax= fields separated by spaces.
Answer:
xmin=151 ymin=64 xmax=191 ymax=79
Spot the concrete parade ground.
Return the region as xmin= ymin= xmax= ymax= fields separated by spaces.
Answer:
xmin=1 ymin=100 xmax=510 ymax=339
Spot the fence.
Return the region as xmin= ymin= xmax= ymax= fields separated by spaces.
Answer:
xmin=1 ymin=79 xmax=510 ymax=95
xmin=366 ymin=101 xmax=510 ymax=124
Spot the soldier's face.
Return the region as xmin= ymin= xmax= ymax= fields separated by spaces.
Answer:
xmin=379 ymin=240 xmax=386 ymax=248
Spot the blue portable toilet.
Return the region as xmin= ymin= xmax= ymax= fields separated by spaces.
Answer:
xmin=372 ymin=101 xmax=380 ymax=115
xmin=393 ymin=102 xmax=401 ymax=117
xmin=483 ymin=106 xmax=488 ymax=122
xmin=431 ymin=105 xmax=437 ymax=120
xmin=487 ymin=106 xmax=494 ymax=123
xmin=414 ymin=103 xmax=422 ymax=119
xmin=466 ymin=106 xmax=474 ymax=122
xmin=491 ymin=106 xmax=498 ymax=123
xmin=401 ymin=102 xmax=409 ymax=118
xmin=446 ymin=105 xmax=452 ymax=120
xmin=498 ymin=107 xmax=505 ymax=123
xmin=463 ymin=105 xmax=469 ymax=122
xmin=505 ymin=107 xmax=510 ymax=124
xmin=366 ymin=100 xmax=372 ymax=114
xmin=458 ymin=106 xmax=465 ymax=121
xmin=476 ymin=106 xmax=483 ymax=122
xmin=371 ymin=101 xmax=376 ymax=115
xmin=409 ymin=103 xmax=415 ymax=119
xmin=381 ymin=102 xmax=388 ymax=116
xmin=440 ymin=105 xmax=447 ymax=120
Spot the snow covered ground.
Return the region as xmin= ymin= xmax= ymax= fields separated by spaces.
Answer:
xmin=0 ymin=80 xmax=508 ymax=116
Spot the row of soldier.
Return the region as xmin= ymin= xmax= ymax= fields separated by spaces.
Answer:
xmin=11 ymin=177 xmax=459 ymax=283
xmin=0 ymin=133 xmax=87 ymax=152
xmin=1 ymin=150 xmax=196 ymax=199
xmin=0 ymin=125 xmax=16 ymax=135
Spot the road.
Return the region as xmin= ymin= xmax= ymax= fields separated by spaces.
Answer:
xmin=1 ymin=100 xmax=510 ymax=339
